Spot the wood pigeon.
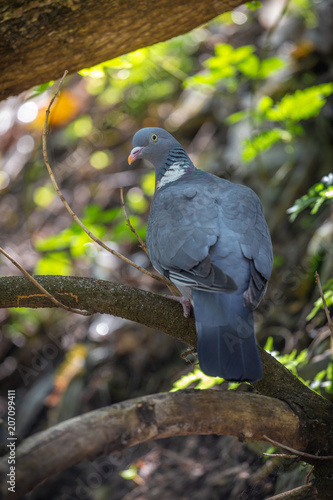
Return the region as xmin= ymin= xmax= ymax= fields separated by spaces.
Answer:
xmin=128 ymin=127 xmax=273 ymax=382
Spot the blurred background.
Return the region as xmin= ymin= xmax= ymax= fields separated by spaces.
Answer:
xmin=0 ymin=0 xmax=333 ymax=498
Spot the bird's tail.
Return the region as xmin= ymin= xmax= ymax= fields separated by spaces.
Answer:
xmin=192 ymin=289 xmax=262 ymax=382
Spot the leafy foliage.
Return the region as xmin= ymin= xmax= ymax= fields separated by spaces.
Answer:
xmin=170 ymin=367 xmax=224 ymax=391
xmin=306 ymin=278 xmax=333 ymax=320
xmin=285 ymin=172 xmax=333 ymax=327
xmin=170 ymin=338 xmax=333 ymax=394
xmin=187 ymin=39 xmax=333 ymax=162
xmin=33 ymin=203 xmax=147 ymax=274
xmin=186 ymin=43 xmax=285 ymax=92
xmin=263 ymin=339 xmax=333 ymax=395
xmin=287 ymin=173 xmax=333 ymax=221
xmin=79 ymin=33 xmax=201 ymax=114
xmin=171 ymin=337 xmax=333 ymax=396
xmin=229 ymin=83 xmax=333 ymax=161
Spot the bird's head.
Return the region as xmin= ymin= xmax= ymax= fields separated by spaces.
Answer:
xmin=128 ymin=127 xmax=182 ymax=170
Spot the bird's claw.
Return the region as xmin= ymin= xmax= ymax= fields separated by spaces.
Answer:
xmin=164 ymin=295 xmax=192 ymax=318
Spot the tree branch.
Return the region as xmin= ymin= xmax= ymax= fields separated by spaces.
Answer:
xmin=267 ymin=484 xmax=317 ymax=500
xmin=0 ymin=0 xmax=244 ymax=101
xmin=120 ymin=187 xmax=148 ymax=255
xmin=0 ymin=275 xmax=332 ymax=405
xmin=1 ymin=275 xmax=333 ymax=458
xmin=0 ymin=275 xmax=196 ymax=345
xmin=0 ymin=246 xmax=91 ymax=316
xmin=0 ymin=390 xmax=304 ymax=499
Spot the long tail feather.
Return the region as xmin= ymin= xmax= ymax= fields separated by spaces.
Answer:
xmin=192 ymin=290 xmax=262 ymax=382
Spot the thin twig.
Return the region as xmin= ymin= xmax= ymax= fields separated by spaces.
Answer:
xmin=263 ymin=453 xmax=297 ymax=458
xmin=0 ymin=247 xmax=91 ymax=316
xmin=315 ymin=271 xmax=333 ymax=340
xmin=306 ymin=465 xmax=314 ymax=484
xmin=263 ymin=435 xmax=333 ymax=460
xmin=42 ymin=71 xmax=175 ymax=290
xmin=120 ymin=187 xmax=148 ymax=255
xmin=119 ymin=191 xmax=180 ymax=296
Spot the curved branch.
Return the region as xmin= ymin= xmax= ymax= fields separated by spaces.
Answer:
xmin=0 ymin=0 xmax=244 ymax=100
xmin=0 ymin=246 xmax=91 ymax=316
xmin=267 ymin=484 xmax=317 ymax=500
xmin=0 ymin=390 xmax=304 ymax=499
xmin=1 ymin=275 xmax=333 ymax=457
xmin=1 ymin=275 xmax=332 ymax=402
xmin=0 ymin=275 xmax=196 ymax=345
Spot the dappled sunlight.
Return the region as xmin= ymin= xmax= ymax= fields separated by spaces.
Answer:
xmin=0 ymin=0 xmax=332 ymax=497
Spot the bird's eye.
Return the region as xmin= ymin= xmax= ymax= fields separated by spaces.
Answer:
xmin=151 ymin=133 xmax=158 ymax=142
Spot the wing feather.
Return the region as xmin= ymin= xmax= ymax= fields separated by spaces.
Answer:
xmin=146 ymin=171 xmax=272 ymax=305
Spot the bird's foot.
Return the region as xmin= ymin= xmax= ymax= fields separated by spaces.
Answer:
xmin=181 ymin=347 xmax=197 ymax=361
xmin=164 ymin=295 xmax=192 ymax=318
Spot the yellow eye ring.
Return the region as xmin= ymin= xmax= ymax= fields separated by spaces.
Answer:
xmin=151 ymin=133 xmax=158 ymax=142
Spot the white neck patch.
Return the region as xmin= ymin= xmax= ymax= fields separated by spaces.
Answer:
xmin=156 ymin=162 xmax=186 ymax=190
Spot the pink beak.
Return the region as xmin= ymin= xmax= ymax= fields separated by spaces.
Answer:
xmin=128 ymin=146 xmax=144 ymax=165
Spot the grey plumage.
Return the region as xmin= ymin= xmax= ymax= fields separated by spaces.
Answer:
xmin=129 ymin=127 xmax=273 ymax=382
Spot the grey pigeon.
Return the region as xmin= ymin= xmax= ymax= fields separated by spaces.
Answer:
xmin=128 ymin=127 xmax=273 ymax=382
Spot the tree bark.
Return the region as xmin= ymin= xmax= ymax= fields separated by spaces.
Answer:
xmin=0 ymin=0 xmax=244 ymax=101
xmin=0 ymin=390 xmax=304 ymax=499
xmin=0 ymin=274 xmax=197 ymax=345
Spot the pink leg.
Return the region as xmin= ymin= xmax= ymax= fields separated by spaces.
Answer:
xmin=164 ymin=295 xmax=192 ymax=318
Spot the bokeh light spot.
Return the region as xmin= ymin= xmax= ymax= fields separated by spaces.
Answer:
xmin=17 ymin=101 xmax=38 ymax=123
xmin=90 ymin=150 xmax=111 ymax=169
xmin=16 ymin=134 xmax=35 ymax=154
xmin=73 ymin=116 xmax=93 ymax=137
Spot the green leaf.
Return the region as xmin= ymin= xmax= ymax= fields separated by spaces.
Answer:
xmin=238 ymin=55 xmax=285 ymax=80
xmin=296 ymin=349 xmax=309 ymax=364
xmin=306 ymin=290 xmax=333 ymax=321
xmin=120 ymin=465 xmax=138 ymax=481
xmin=170 ymin=370 xmax=202 ymax=392
xmin=238 ymin=54 xmax=260 ymax=78
xmin=257 ymin=95 xmax=274 ymax=113
xmin=170 ymin=367 xmax=223 ymax=392
xmin=29 ymin=80 xmax=55 ymax=99
xmin=266 ymin=83 xmax=333 ymax=122
xmin=82 ymin=204 xmax=122 ymax=225
xmin=257 ymin=57 xmax=286 ymax=78
xmin=245 ymin=1 xmax=262 ymax=10
xmin=242 ymin=128 xmax=292 ymax=162
xmin=264 ymin=336 xmax=275 ymax=352
xmin=233 ymin=45 xmax=256 ymax=63
xmin=225 ymin=110 xmax=250 ymax=125
xmin=287 ymin=174 xmax=333 ymax=221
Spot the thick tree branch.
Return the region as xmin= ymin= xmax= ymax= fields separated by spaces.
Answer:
xmin=0 ymin=275 xmax=196 ymax=345
xmin=0 ymin=246 xmax=91 ymax=316
xmin=1 ymin=275 xmax=332 ymax=405
xmin=0 ymin=390 xmax=304 ymax=499
xmin=0 ymin=0 xmax=244 ymax=101
xmin=1 ymin=275 xmax=333 ymax=461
